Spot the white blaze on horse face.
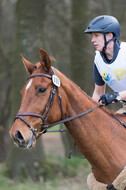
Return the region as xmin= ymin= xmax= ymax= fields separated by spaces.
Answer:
xmin=25 ymin=79 xmax=33 ymax=93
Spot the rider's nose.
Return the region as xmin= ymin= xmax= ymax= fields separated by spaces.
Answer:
xmin=91 ymin=36 xmax=95 ymax=43
xmin=15 ymin=130 xmax=24 ymax=143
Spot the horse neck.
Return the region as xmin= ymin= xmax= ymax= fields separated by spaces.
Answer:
xmin=61 ymin=75 xmax=97 ymax=118
xmin=59 ymin=72 xmax=126 ymax=183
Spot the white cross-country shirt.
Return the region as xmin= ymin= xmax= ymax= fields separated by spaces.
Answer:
xmin=94 ymin=42 xmax=126 ymax=92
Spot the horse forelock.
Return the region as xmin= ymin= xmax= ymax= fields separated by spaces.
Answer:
xmin=31 ymin=61 xmax=52 ymax=75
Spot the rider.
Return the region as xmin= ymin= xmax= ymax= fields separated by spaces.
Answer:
xmin=84 ymin=15 xmax=126 ymax=113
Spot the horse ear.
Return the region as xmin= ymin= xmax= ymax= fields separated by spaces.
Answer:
xmin=40 ymin=49 xmax=51 ymax=71
xmin=20 ymin=54 xmax=37 ymax=75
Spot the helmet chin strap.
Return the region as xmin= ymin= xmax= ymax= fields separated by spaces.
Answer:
xmin=102 ymin=33 xmax=117 ymax=53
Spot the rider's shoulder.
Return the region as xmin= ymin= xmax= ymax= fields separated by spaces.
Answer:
xmin=120 ymin=41 xmax=126 ymax=48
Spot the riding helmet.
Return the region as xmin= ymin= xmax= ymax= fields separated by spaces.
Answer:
xmin=84 ymin=15 xmax=120 ymax=38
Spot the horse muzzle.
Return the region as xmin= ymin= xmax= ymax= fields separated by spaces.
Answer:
xmin=10 ymin=126 xmax=36 ymax=149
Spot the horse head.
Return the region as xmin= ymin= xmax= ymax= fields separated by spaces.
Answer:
xmin=10 ymin=49 xmax=67 ymax=148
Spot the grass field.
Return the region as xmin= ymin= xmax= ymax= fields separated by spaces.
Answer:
xmin=0 ymin=157 xmax=90 ymax=190
xmin=1 ymin=131 xmax=91 ymax=190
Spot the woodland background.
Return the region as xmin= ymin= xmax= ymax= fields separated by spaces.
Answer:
xmin=0 ymin=0 xmax=126 ymax=189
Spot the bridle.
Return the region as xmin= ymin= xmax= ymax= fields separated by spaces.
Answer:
xmin=15 ymin=67 xmax=64 ymax=135
xmin=14 ymin=67 xmax=102 ymax=136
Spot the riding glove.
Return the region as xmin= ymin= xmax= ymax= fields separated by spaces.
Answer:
xmin=99 ymin=92 xmax=120 ymax=105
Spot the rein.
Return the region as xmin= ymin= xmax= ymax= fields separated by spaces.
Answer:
xmin=14 ymin=67 xmax=102 ymax=135
xmin=40 ymin=104 xmax=102 ymax=134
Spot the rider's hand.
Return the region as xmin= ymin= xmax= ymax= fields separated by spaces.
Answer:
xmin=99 ymin=92 xmax=120 ymax=105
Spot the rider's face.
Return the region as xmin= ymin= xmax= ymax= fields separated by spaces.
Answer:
xmin=91 ymin=32 xmax=104 ymax=52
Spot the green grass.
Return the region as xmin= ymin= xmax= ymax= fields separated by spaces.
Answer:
xmin=0 ymin=157 xmax=90 ymax=190
xmin=47 ymin=124 xmax=65 ymax=132
xmin=0 ymin=176 xmax=57 ymax=190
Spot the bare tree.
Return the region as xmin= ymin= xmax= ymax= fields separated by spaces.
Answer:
xmin=0 ymin=0 xmax=46 ymax=179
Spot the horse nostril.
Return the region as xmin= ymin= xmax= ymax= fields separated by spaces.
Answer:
xmin=15 ymin=130 xmax=24 ymax=143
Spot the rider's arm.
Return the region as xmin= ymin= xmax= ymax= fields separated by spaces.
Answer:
xmin=92 ymin=63 xmax=106 ymax=102
xmin=92 ymin=83 xmax=106 ymax=102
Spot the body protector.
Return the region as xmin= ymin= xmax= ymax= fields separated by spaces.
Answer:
xmin=94 ymin=42 xmax=126 ymax=92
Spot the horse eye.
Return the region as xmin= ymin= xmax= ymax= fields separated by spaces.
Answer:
xmin=37 ymin=87 xmax=46 ymax=94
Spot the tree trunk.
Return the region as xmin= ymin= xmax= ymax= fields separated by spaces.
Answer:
xmin=61 ymin=0 xmax=90 ymax=157
xmin=0 ymin=0 xmax=16 ymax=162
xmin=0 ymin=0 xmax=46 ymax=179
xmin=6 ymin=139 xmax=45 ymax=180
xmin=70 ymin=0 xmax=93 ymax=95
xmin=0 ymin=48 xmax=11 ymax=162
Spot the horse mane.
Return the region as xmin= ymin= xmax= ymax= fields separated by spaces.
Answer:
xmin=66 ymin=75 xmax=115 ymax=116
xmin=70 ymin=80 xmax=124 ymax=121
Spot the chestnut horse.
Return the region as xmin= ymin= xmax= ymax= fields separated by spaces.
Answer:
xmin=10 ymin=49 xmax=126 ymax=189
